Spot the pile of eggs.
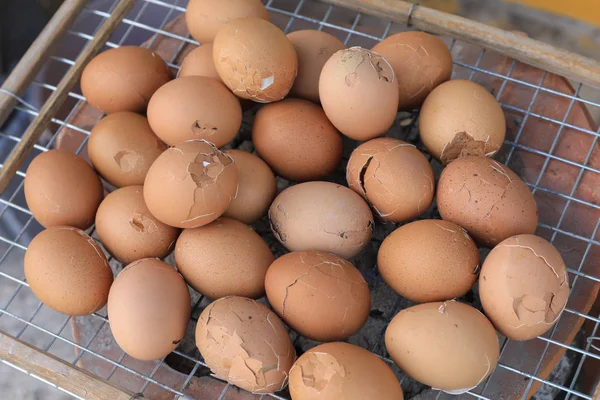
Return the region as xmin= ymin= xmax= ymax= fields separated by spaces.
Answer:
xmin=22 ymin=0 xmax=571 ymax=397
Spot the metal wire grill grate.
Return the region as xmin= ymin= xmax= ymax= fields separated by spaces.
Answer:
xmin=0 ymin=0 xmax=599 ymax=399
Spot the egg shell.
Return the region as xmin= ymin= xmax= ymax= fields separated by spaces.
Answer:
xmin=346 ymin=137 xmax=434 ymax=222
xmin=479 ymin=234 xmax=570 ymax=340
xmin=286 ymin=30 xmax=345 ymax=103
xmin=269 ymin=181 xmax=374 ymax=259
xmin=289 ymin=342 xmax=404 ymax=400
xmin=24 ymin=227 xmax=112 ymax=316
xmin=213 ymin=17 xmax=298 ymax=103
xmin=265 ymin=251 xmax=370 ymax=341
xmin=378 ymin=219 xmax=479 ymax=302
xmin=185 ymin=0 xmax=269 ymax=43
xmin=385 ymin=301 xmax=499 ymax=393
xmin=147 ymin=76 xmax=242 ymax=147
xmin=143 ymin=140 xmax=238 ymax=229
xmin=371 ymin=31 xmax=452 ymax=110
xmin=252 ymin=98 xmax=343 ymax=181
xmin=108 ymin=258 xmax=191 ymax=361
xmin=175 ymin=218 xmax=273 ymax=299
xmin=223 ymin=150 xmax=276 ymax=224
xmin=81 ymin=46 xmax=171 ymax=114
xmin=437 ymin=156 xmax=538 ymax=247
xmin=319 ymin=47 xmax=399 ymax=140
xmin=95 ymin=186 xmax=180 ymax=264
xmin=24 ymin=150 xmax=103 ymax=230
xmin=178 ymin=44 xmax=220 ymax=80
xmin=88 ymin=112 xmax=167 ymax=187
xmin=195 ymin=296 xmax=296 ymax=393
xmin=419 ymin=80 xmax=506 ymax=164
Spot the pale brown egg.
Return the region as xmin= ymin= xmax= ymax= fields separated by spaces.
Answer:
xmin=289 ymin=342 xmax=404 ymax=400
xmin=24 ymin=150 xmax=103 ymax=230
xmin=213 ymin=17 xmax=298 ymax=103
xmin=24 ymin=227 xmax=112 ymax=316
xmin=108 ymin=258 xmax=191 ymax=360
xmin=437 ymin=156 xmax=538 ymax=247
xmin=372 ymin=31 xmax=452 ymax=110
xmin=88 ymin=112 xmax=167 ymax=187
xmin=419 ymin=80 xmax=506 ymax=164
xmin=147 ymin=76 xmax=242 ymax=147
xmin=178 ymin=44 xmax=220 ymax=80
xmin=81 ymin=46 xmax=171 ymax=113
xmin=196 ymin=296 xmax=296 ymax=393
xmin=346 ymin=137 xmax=434 ymax=222
xmin=95 ymin=186 xmax=180 ymax=264
xmin=479 ymin=234 xmax=569 ymax=340
xmin=319 ymin=47 xmax=399 ymax=140
xmin=143 ymin=140 xmax=238 ymax=229
xmin=252 ymin=98 xmax=343 ymax=181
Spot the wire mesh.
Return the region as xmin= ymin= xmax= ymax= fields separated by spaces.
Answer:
xmin=0 ymin=0 xmax=599 ymax=399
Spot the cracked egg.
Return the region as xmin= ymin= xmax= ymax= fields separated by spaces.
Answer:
xmin=479 ymin=234 xmax=570 ymax=341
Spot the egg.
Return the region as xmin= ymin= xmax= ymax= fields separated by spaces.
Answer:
xmin=24 ymin=227 xmax=112 ymax=316
xmin=147 ymin=76 xmax=242 ymax=147
xmin=88 ymin=112 xmax=167 ymax=187
xmin=213 ymin=17 xmax=298 ymax=103
xmin=196 ymin=296 xmax=296 ymax=393
xmin=265 ymin=251 xmax=370 ymax=341
xmin=437 ymin=156 xmax=538 ymax=247
xmin=371 ymin=31 xmax=452 ymax=110
xmin=269 ymin=182 xmax=374 ymax=259
xmin=479 ymin=234 xmax=569 ymax=340
xmin=289 ymin=342 xmax=404 ymax=400
xmin=108 ymin=258 xmax=191 ymax=361
xmin=419 ymin=80 xmax=506 ymax=164
xmin=143 ymin=140 xmax=238 ymax=229
xmin=81 ymin=46 xmax=171 ymax=113
xmin=95 ymin=186 xmax=180 ymax=264
xmin=385 ymin=301 xmax=499 ymax=393
xmin=175 ymin=218 xmax=273 ymax=299
xmin=185 ymin=0 xmax=269 ymax=43
xmin=286 ymin=30 xmax=345 ymax=103
xmin=346 ymin=137 xmax=434 ymax=222
xmin=24 ymin=150 xmax=103 ymax=230
xmin=252 ymin=98 xmax=343 ymax=181
xmin=178 ymin=44 xmax=220 ymax=80
xmin=319 ymin=47 xmax=399 ymax=140
xmin=378 ymin=219 xmax=479 ymax=302
xmin=223 ymin=150 xmax=276 ymax=224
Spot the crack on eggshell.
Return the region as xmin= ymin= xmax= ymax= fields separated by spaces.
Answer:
xmin=114 ymin=150 xmax=141 ymax=172
xmin=129 ymin=211 xmax=159 ymax=234
xmin=319 ymin=219 xmax=374 ymax=247
xmin=439 ymin=131 xmax=498 ymax=165
xmin=357 ymin=155 xmax=373 ymax=197
xmin=269 ymin=203 xmax=288 ymax=243
xmin=340 ymin=47 xmax=395 ymax=88
xmin=295 ymin=351 xmax=346 ymax=394
xmin=191 ymin=121 xmax=218 ymax=137
xmin=438 ymin=353 xmax=492 ymax=395
xmin=65 ymin=227 xmax=109 ymax=270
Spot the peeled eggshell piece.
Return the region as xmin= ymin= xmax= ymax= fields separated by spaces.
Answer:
xmin=178 ymin=43 xmax=220 ymax=80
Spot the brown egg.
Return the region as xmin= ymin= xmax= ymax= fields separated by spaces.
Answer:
xmin=175 ymin=218 xmax=273 ymax=299
xmin=252 ymin=98 xmax=343 ymax=181
xmin=286 ymin=30 xmax=345 ymax=103
xmin=196 ymin=296 xmax=296 ymax=393
xmin=269 ymin=181 xmax=373 ymax=259
xmin=419 ymin=80 xmax=506 ymax=164
xmin=378 ymin=220 xmax=479 ymax=302
xmin=346 ymin=137 xmax=434 ymax=222
xmin=24 ymin=227 xmax=112 ymax=316
xmin=372 ymin=32 xmax=452 ymax=110
xmin=95 ymin=186 xmax=180 ymax=264
xmin=480 ymin=234 xmax=569 ymax=341
xmin=319 ymin=47 xmax=399 ymax=140
xmin=147 ymin=76 xmax=241 ymax=147
xmin=81 ymin=46 xmax=171 ymax=114
xmin=143 ymin=140 xmax=238 ymax=229
xmin=265 ymin=251 xmax=370 ymax=341
xmin=213 ymin=17 xmax=298 ymax=103
xmin=178 ymin=44 xmax=220 ymax=80
xmin=88 ymin=112 xmax=167 ymax=187
xmin=437 ymin=156 xmax=538 ymax=247
xmin=385 ymin=301 xmax=499 ymax=393
xmin=223 ymin=150 xmax=276 ymax=224
xmin=24 ymin=150 xmax=103 ymax=230
xmin=185 ymin=0 xmax=269 ymax=43
xmin=289 ymin=342 xmax=404 ymax=400
xmin=108 ymin=258 xmax=191 ymax=360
